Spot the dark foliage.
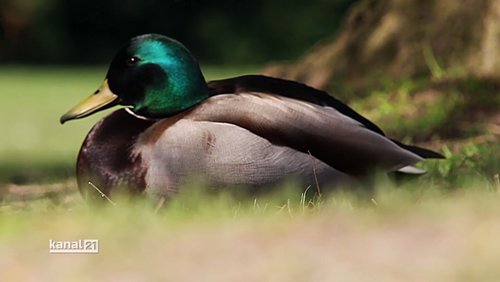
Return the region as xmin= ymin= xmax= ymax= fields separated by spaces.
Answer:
xmin=0 ymin=0 xmax=358 ymax=64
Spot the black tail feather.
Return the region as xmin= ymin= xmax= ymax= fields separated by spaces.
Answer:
xmin=391 ymin=139 xmax=445 ymax=159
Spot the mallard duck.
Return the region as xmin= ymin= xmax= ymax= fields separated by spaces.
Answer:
xmin=60 ymin=34 xmax=443 ymax=201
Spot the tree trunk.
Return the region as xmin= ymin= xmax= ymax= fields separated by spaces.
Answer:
xmin=263 ymin=0 xmax=500 ymax=96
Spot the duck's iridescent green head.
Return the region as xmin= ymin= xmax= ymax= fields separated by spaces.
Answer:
xmin=60 ymin=34 xmax=209 ymax=123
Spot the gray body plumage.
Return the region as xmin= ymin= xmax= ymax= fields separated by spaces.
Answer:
xmin=134 ymin=119 xmax=348 ymax=198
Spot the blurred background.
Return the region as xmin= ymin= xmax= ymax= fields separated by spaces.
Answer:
xmin=0 ymin=0 xmax=357 ymax=65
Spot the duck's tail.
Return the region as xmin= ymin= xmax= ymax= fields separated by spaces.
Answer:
xmin=391 ymin=139 xmax=445 ymax=159
xmin=390 ymin=139 xmax=444 ymax=177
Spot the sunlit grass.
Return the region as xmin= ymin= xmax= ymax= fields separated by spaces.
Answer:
xmin=350 ymin=76 xmax=499 ymax=141
xmin=0 ymin=67 xmax=105 ymax=180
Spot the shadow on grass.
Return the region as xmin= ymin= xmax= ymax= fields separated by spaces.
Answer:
xmin=0 ymin=161 xmax=74 ymax=185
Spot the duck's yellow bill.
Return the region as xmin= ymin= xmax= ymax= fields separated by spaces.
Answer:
xmin=60 ymin=80 xmax=119 ymax=124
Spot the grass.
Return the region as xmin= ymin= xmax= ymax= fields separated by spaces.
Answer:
xmin=1 ymin=179 xmax=500 ymax=281
xmin=0 ymin=67 xmax=104 ymax=183
xmin=350 ymin=77 xmax=499 ymax=141
xmin=0 ymin=66 xmax=499 ymax=281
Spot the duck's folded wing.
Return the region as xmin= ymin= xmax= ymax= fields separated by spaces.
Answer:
xmin=186 ymin=93 xmax=423 ymax=176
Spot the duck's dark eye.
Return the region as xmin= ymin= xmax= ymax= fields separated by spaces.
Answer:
xmin=126 ymin=56 xmax=141 ymax=67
